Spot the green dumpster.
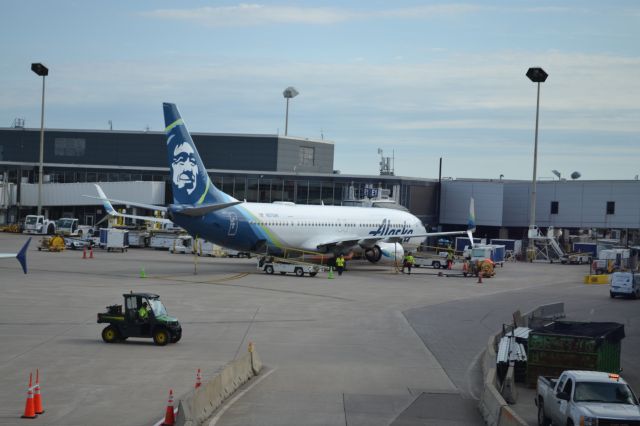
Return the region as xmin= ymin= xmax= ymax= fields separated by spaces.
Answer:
xmin=526 ymin=321 xmax=624 ymax=387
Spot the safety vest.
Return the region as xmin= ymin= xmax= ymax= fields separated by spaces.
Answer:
xmin=405 ymin=255 xmax=415 ymax=265
xmin=138 ymin=306 xmax=148 ymax=319
xmin=336 ymin=257 xmax=345 ymax=267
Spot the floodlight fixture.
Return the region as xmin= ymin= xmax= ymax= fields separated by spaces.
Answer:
xmin=526 ymin=67 xmax=548 ymax=83
xmin=31 ymin=63 xmax=49 ymax=77
xmin=526 ymin=67 xmax=548 ymax=260
xmin=31 ymin=62 xmax=49 ymax=216
xmin=552 ymin=170 xmax=561 ymax=179
xmin=283 ymin=86 xmax=299 ymax=99
xmin=283 ymin=86 xmax=300 ymax=136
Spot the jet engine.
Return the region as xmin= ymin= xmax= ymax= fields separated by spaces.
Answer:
xmin=363 ymin=242 xmax=404 ymax=265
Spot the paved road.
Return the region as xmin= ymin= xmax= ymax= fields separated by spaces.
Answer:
xmin=0 ymin=233 xmax=637 ymax=426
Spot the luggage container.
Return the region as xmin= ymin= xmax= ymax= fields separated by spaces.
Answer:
xmin=572 ymin=242 xmax=597 ymax=258
xmin=106 ymin=229 xmax=129 ymax=252
xmin=490 ymin=239 xmax=522 ymax=256
xmin=526 ymin=321 xmax=625 ymax=387
xmin=454 ymin=236 xmax=485 ymax=253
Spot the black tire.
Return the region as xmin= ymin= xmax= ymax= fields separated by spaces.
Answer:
xmin=433 ymin=262 xmax=441 ymax=269
xmin=309 ymin=272 xmax=318 ymax=277
xmin=537 ymin=399 xmax=550 ymax=426
xmin=295 ymin=267 xmax=304 ymax=277
xmin=567 ymin=420 xmax=574 ymax=426
xmin=101 ymin=325 xmax=120 ymax=343
xmin=610 ymin=292 xmax=615 ymax=298
xmin=265 ymin=265 xmax=274 ymax=274
xmin=153 ymin=328 xmax=170 ymax=346
xmin=280 ymin=271 xmax=286 ymax=275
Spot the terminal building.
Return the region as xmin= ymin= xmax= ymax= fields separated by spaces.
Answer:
xmin=0 ymin=127 xmax=438 ymax=227
xmin=1 ymin=126 xmax=638 ymax=244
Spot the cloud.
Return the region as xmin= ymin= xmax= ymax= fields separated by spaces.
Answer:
xmin=142 ymin=3 xmax=481 ymax=27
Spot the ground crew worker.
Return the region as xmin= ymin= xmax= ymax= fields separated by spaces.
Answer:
xmin=335 ymin=254 xmax=346 ymax=276
xmin=403 ymin=252 xmax=415 ymax=275
xmin=446 ymin=245 xmax=454 ymax=270
xmin=138 ymin=301 xmax=150 ymax=321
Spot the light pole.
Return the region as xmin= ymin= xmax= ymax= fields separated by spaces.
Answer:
xmin=526 ymin=67 xmax=548 ymax=260
xmin=283 ymin=86 xmax=299 ymax=136
xmin=31 ymin=63 xmax=49 ymax=217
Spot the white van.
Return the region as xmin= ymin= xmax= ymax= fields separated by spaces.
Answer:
xmin=610 ymin=272 xmax=640 ymax=299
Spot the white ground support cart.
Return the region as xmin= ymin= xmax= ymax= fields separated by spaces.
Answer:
xmin=257 ymin=257 xmax=324 ymax=277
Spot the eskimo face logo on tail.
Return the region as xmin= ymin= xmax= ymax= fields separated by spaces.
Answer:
xmin=171 ymin=139 xmax=199 ymax=196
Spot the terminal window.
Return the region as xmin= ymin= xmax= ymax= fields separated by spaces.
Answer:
xmin=550 ymin=201 xmax=559 ymax=214
xmin=606 ymin=201 xmax=615 ymax=215
xmin=54 ymin=138 xmax=86 ymax=157
xmin=299 ymin=146 xmax=314 ymax=166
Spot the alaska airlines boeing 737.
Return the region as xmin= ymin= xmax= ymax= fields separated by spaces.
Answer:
xmin=93 ymin=103 xmax=475 ymax=264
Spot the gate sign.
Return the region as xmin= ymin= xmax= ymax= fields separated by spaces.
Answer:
xmin=364 ymin=188 xmax=378 ymax=199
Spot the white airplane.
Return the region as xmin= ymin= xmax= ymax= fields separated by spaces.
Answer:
xmin=91 ymin=103 xmax=475 ymax=264
xmin=0 ymin=238 xmax=31 ymax=274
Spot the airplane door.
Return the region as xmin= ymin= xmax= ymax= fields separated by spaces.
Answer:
xmin=227 ymin=212 xmax=238 ymax=236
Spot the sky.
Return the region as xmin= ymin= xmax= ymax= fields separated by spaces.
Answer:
xmin=1 ymin=1 xmax=639 ymax=180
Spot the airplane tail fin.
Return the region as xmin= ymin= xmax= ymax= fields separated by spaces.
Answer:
xmin=467 ymin=198 xmax=476 ymax=248
xmin=95 ymin=184 xmax=117 ymax=215
xmin=17 ymin=238 xmax=31 ymax=274
xmin=163 ymin=103 xmax=235 ymax=206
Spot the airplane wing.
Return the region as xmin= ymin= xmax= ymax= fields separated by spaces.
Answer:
xmin=84 ymin=184 xmax=171 ymax=224
xmin=0 ymin=238 xmax=31 ymax=274
xmin=84 ymin=184 xmax=241 ymax=223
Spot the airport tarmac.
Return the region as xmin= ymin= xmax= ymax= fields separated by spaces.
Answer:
xmin=0 ymin=232 xmax=638 ymax=426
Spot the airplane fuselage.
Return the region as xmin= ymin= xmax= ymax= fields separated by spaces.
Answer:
xmin=170 ymin=201 xmax=427 ymax=256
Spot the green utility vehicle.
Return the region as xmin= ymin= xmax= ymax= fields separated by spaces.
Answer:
xmin=97 ymin=293 xmax=182 ymax=346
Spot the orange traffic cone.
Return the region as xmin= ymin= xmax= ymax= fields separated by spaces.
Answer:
xmin=33 ymin=369 xmax=44 ymax=415
xmin=89 ymin=246 xmax=94 ymax=259
xmin=161 ymin=389 xmax=175 ymax=426
xmin=21 ymin=372 xmax=37 ymax=419
xmin=195 ymin=369 xmax=202 ymax=389
xmin=82 ymin=247 xmax=87 ymax=259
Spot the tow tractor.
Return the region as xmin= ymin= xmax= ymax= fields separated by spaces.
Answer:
xmin=258 ymin=257 xmax=324 ymax=277
xmin=97 ymin=293 xmax=181 ymax=346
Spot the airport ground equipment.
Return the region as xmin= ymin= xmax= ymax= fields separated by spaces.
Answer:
xmin=149 ymin=232 xmax=183 ymax=250
xmin=536 ymin=370 xmax=640 ymax=426
xmin=527 ymin=225 xmax=565 ymax=262
xmin=169 ymin=235 xmax=193 ymax=254
xmin=413 ymin=253 xmax=447 ymax=269
xmin=490 ymin=239 xmax=522 ymax=257
xmin=226 ymin=248 xmax=252 ymax=258
xmin=469 ymin=245 xmax=505 ymax=266
xmin=455 ymin=236 xmax=485 ymax=252
xmin=55 ymin=218 xmax=79 ymax=236
xmin=97 ymin=293 xmax=181 ymax=346
xmin=560 ymin=252 xmax=591 ymax=264
xmin=610 ymin=272 xmax=640 ymax=299
xmin=258 ymin=257 xmax=323 ymax=277
xmin=572 ymin=242 xmax=597 ymax=258
xmin=37 ymin=235 xmax=65 ymax=252
xmin=100 ymin=228 xmax=129 ymax=252
xmin=23 ymin=215 xmax=55 ymax=235
xmin=0 ymin=223 xmax=22 ymax=233
xmin=592 ymin=248 xmax=631 ymax=274
xmin=127 ymin=230 xmax=149 ymax=248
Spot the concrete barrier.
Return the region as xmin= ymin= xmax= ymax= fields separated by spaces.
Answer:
xmin=526 ymin=302 xmax=565 ymax=322
xmin=176 ymin=347 xmax=263 ymax=426
xmin=478 ymin=302 xmax=566 ymax=426
xmin=479 ymin=368 xmax=505 ymax=426
xmin=583 ymin=274 xmax=609 ymax=284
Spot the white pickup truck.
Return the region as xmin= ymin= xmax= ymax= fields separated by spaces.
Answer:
xmin=536 ymin=370 xmax=640 ymax=426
